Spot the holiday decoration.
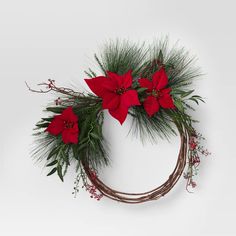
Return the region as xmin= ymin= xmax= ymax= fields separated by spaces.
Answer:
xmin=27 ymin=38 xmax=210 ymax=203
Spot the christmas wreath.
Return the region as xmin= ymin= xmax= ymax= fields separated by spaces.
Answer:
xmin=27 ymin=39 xmax=210 ymax=203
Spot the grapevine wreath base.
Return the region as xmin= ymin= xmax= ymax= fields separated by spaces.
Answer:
xmin=27 ymin=38 xmax=210 ymax=204
xmin=81 ymin=128 xmax=187 ymax=204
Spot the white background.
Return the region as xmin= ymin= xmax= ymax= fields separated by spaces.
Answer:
xmin=0 ymin=0 xmax=235 ymax=235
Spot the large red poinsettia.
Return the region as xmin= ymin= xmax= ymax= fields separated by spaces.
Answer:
xmin=85 ymin=70 xmax=140 ymax=124
xmin=46 ymin=106 xmax=79 ymax=144
xmin=138 ymin=68 xmax=175 ymax=117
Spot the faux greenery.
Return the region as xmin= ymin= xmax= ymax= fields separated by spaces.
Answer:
xmin=85 ymin=39 xmax=204 ymax=142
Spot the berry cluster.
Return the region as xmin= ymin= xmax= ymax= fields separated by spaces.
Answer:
xmin=73 ymin=169 xmax=103 ymax=201
xmin=184 ymin=132 xmax=211 ymax=192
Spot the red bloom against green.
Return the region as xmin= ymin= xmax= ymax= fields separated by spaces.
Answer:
xmin=46 ymin=106 xmax=79 ymax=144
xmin=85 ymin=70 xmax=140 ymax=124
xmin=138 ymin=68 xmax=175 ymax=117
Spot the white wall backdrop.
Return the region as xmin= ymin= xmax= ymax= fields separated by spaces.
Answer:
xmin=0 ymin=0 xmax=235 ymax=235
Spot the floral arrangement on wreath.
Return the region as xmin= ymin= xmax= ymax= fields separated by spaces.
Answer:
xmin=27 ymin=39 xmax=210 ymax=203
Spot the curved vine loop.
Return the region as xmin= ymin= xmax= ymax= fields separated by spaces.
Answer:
xmin=82 ymin=126 xmax=188 ymax=204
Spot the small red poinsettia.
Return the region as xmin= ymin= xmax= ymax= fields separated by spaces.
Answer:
xmin=85 ymin=70 xmax=140 ymax=124
xmin=46 ymin=106 xmax=79 ymax=144
xmin=138 ymin=68 xmax=175 ymax=117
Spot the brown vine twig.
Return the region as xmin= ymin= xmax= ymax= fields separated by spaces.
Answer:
xmin=81 ymin=126 xmax=188 ymax=204
xmin=25 ymin=79 xmax=84 ymax=98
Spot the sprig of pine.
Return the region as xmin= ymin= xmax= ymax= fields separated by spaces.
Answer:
xmin=87 ymin=38 xmax=203 ymax=142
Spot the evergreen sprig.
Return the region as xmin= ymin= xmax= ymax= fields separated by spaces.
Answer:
xmin=87 ymin=38 xmax=203 ymax=141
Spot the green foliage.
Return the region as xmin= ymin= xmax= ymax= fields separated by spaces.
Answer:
xmin=129 ymin=106 xmax=177 ymax=143
xmin=171 ymin=89 xmax=205 ymax=114
xmin=47 ymin=167 xmax=57 ymax=176
xmin=46 ymin=160 xmax=58 ymax=167
xmin=87 ymin=38 xmax=203 ymax=141
xmin=85 ymin=39 xmax=148 ymax=78
xmin=32 ymin=95 xmax=109 ymax=181
xmin=72 ymin=101 xmax=109 ymax=169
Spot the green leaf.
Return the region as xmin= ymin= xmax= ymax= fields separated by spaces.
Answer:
xmin=89 ymin=140 xmax=96 ymax=150
xmin=90 ymin=132 xmax=100 ymax=140
xmin=189 ymin=97 xmax=199 ymax=105
xmin=79 ymin=123 xmax=90 ymax=140
xmin=94 ymin=54 xmax=107 ymax=75
xmin=42 ymin=117 xmax=53 ymax=122
xmin=46 ymin=107 xmax=64 ymax=113
xmin=139 ymin=97 xmax=145 ymax=102
xmin=165 ymin=63 xmax=175 ymax=70
xmin=57 ymin=165 xmax=64 ymax=182
xmin=32 ymin=131 xmax=44 ymax=136
xmin=84 ymin=70 xmax=93 ymax=78
xmin=36 ymin=122 xmax=49 ymax=128
xmin=72 ymin=145 xmax=79 ymax=160
xmin=181 ymin=90 xmax=194 ymax=98
xmin=47 ymin=167 xmax=57 ymax=176
xmin=46 ymin=160 xmax=58 ymax=167
xmin=137 ymin=87 xmax=147 ymax=93
xmin=47 ymin=147 xmax=59 ymax=160
xmin=77 ymin=143 xmax=88 ymax=152
xmin=88 ymin=68 xmax=97 ymax=77
xmin=171 ymin=89 xmax=184 ymax=95
xmin=174 ymin=99 xmax=184 ymax=112
xmin=191 ymin=95 xmax=205 ymax=103
xmin=79 ymin=137 xmax=89 ymax=145
xmin=61 ymin=150 xmax=70 ymax=166
xmin=158 ymin=50 xmax=164 ymax=63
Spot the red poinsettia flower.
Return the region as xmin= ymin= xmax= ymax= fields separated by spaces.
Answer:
xmin=85 ymin=70 xmax=140 ymax=124
xmin=46 ymin=106 xmax=79 ymax=144
xmin=138 ymin=68 xmax=175 ymax=117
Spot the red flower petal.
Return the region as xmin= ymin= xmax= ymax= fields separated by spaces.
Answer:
xmin=46 ymin=116 xmax=64 ymax=135
xmin=161 ymin=87 xmax=172 ymax=95
xmin=153 ymin=68 xmax=168 ymax=90
xmin=121 ymin=90 xmax=140 ymax=108
xmin=138 ymin=78 xmax=153 ymax=92
xmin=62 ymin=127 xmax=79 ymax=144
xmin=107 ymin=70 xmax=133 ymax=89
xmin=159 ymin=94 xmax=175 ymax=109
xmin=109 ymin=104 xmax=129 ymax=125
xmin=121 ymin=70 xmax=133 ymax=89
xmin=85 ymin=76 xmax=108 ymax=97
xmin=102 ymin=92 xmax=120 ymax=110
xmin=102 ymin=79 xmax=117 ymax=92
xmin=143 ymin=95 xmax=160 ymax=117
xmin=60 ymin=107 xmax=78 ymax=122
xmin=107 ymin=71 xmax=123 ymax=88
